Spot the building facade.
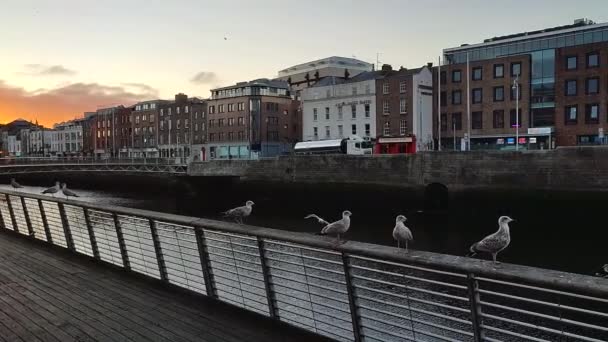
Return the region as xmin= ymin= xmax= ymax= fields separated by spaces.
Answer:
xmin=52 ymin=119 xmax=84 ymax=155
xmin=93 ymin=106 xmax=131 ymax=157
xmin=205 ymin=79 xmax=299 ymax=159
xmin=158 ymin=94 xmax=206 ymax=160
xmin=131 ymin=100 xmax=164 ymax=157
xmin=438 ymin=19 xmax=608 ymax=149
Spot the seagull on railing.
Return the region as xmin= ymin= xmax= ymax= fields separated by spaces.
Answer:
xmin=61 ymin=183 xmax=80 ymax=200
xmin=222 ymin=200 xmax=254 ymax=224
xmin=10 ymin=178 xmax=23 ymax=189
xmin=393 ymin=215 xmax=413 ymax=252
xmin=467 ymin=216 xmax=514 ymax=264
xmin=306 ymin=210 xmax=352 ymax=246
xmin=42 ymin=181 xmax=60 ymax=197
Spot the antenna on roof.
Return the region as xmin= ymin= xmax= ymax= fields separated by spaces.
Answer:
xmin=376 ymin=52 xmax=382 ymax=71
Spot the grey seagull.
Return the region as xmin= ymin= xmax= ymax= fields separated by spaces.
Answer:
xmin=222 ymin=200 xmax=254 ymax=224
xmin=42 ymin=181 xmax=60 ymax=197
xmin=468 ymin=216 xmax=514 ymax=264
xmin=393 ymin=215 xmax=413 ymax=252
xmin=61 ymin=183 xmax=79 ymax=200
xmin=10 ymin=178 xmax=23 ymax=189
xmin=306 ymin=210 xmax=352 ymax=245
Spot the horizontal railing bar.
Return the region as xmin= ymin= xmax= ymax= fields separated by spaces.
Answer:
xmin=354 ymin=283 xmax=469 ymax=308
xmin=205 ymin=230 xmax=258 ymax=242
xmin=266 ymin=256 xmax=345 ymax=277
xmin=213 ymin=269 xmax=265 ymax=287
xmin=272 ymin=281 xmax=349 ymax=304
xmin=362 ymin=315 xmax=462 ymax=342
xmin=350 ymin=254 xmax=467 ymax=278
xmin=210 ymin=258 xmax=262 ymax=275
xmin=271 ymin=275 xmax=349 ymax=298
xmin=306 ymin=298 xmax=352 ymax=316
xmin=205 ymin=236 xmax=259 ymax=249
xmin=350 ymin=263 xmax=468 ymax=290
xmin=265 ymin=240 xmax=342 ymax=256
xmin=361 ymin=324 xmax=416 ymax=342
xmin=353 ymin=275 xmax=469 ymax=302
xmin=207 ymin=244 xmax=261 ymax=258
xmin=277 ymin=316 xmax=319 ymax=333
xmin=275 ymin=298 xmax=352 ymax=327
xmin=480 ymin=324 xmax=551 ymax=342
xmin=268 ymin=265 xmax=348 ymax=287
xmin=263 ymin=247 xmax=343 ymax=265
xmin=483 ymin=337 xmax=503 ymax=342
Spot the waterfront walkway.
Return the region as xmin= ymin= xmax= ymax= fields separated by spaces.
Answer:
xmin=0 ymin=232 xmax=327 ymax=342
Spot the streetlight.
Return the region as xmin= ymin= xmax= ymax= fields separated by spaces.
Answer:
xmin=512 ymin=75 xmax=520 ymax=151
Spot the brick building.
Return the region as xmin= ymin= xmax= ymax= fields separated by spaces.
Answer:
xmin=131 ymin=100 xmax=166 ymax=157
xmin=93 ymin=106 xmax=130 ymax=157
xmin=158 ymin=94 xmax=206 ymax=159
xmin=206 ymin=79 xmax=299 ymax=159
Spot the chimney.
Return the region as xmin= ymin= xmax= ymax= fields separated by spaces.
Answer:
xmin=427 ymin=62 xmax=433 ymax=68
xmin=175 ymin=93 xmax=188 ymax=103
xmin=381 ymin=64 xmax=392 ymax=72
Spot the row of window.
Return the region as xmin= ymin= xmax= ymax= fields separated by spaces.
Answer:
xmin=209 ymin=117 xmax=246 ymax=128
xmin=381 ymin=120 xmax=408 ymax=136
xmin=209 ymin=102 xmax=245 ymax=114
xmin=442 ymin=62 xmax=522 ymax=84
xmin=564 ymin=104 xmax=602 ymax=124
xmin=135 ymin=103 xmax=157 ymax=111
xmin=382 ymin=81 xmax=408 ymax=95
xmin=566 ymin=51 xmax=601 ymax=70
xmin=440 ymin=110 xmax=522 ymax=131
xmin=564 ymin=77 xmax=602 ymax=96
xmin=208 ymin=131 xmax=247 ymax=142
xmin=134 ymin=114 xmax=156 ymax=124
xmin=313 ymin=124 xmax=372 ymax=138
xmin=313 ymin=104 xmax=372 ymax=121
xmin=159 ymin=106 xmax=190 ymax=116
xmin=443 ymin=86 xmax=521 ymax=105
xmin=160 ymin=119 xmax=191 ymax=130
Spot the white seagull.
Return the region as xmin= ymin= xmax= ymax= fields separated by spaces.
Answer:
xmin=41 ymin=181 xmax=60 ymax=197
xmin=10 ymin=178 xmax=23 ymax=189
xmin=61 ymin=183 xmax=79 ymax=200
xmin=393 ymin=215 xmax=413 ymax=252
xmin=468 ymin=216 xmax=514 ymax=264
xmin=222 ymin=200 xmax=254 ymax=224
xmin=306 ymin=210 xmax=352 ymax=245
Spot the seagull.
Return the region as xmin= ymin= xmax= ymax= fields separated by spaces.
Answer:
xmin=306 ymin=210 xmax=352 ymax=245
xmin=41 ymin=181 xmax=60 ymax=197
xmin=594 ymin=264 xmax=608 ymax=278
xmin=10 ymin=178 xmax=23 ymax=189
xmin=467 ymin=216 xmax=514 ymax=264
xmin=393 ymin=215 xmax=413 ymax=252
xmin=61 ymin=183 xmax=79 ymax=200
xmin=222 ymin=201 xmax=254 ymax=224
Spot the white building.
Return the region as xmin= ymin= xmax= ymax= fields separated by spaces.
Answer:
xmin=7 ymin=135 xmax=21 ymax=156
xmin=53 ymin=120 xmax=84 ymax=155
xmin=25 ymin=129 xmax=53 ymax=156
xmin=412 ymin=68 xmax=434 ymax=151
xmin=301 ymin=72 xmax=379 ymax=142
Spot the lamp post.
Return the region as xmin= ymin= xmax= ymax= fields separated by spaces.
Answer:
xmin=512 ymin=75 xmax=520 ymax=151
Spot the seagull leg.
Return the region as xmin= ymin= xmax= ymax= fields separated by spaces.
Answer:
xmin=405 ymin=240 xmax=408 ymax=253
xmin=397 ymin=240 xmax=400 ymax=249
xmin=492 ymin=253 xmax=500 ymax=265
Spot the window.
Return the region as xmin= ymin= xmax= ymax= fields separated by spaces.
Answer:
xmin=177 ymin=119 xmax=181 ymax=129
xmin=452 ymin=90 xmax=462 ymax=105
xmin=383 ymin=82 xmax=389 ymax=94
xmin=195 ymin=123 xmax=199 ymax=132
xmin=177 ymin=107 xmax=180 ymax=114
xmin=160 ymin=121 xmax=165 ymax=130
xmin=493 ymin=86 xmax=504 ymax=102
xmin=452 ymin=70 xmax=461 ymax=83
xmin=142 ymin=114 xmax=147 ymax=121
xmin=209 ymin=133 xmax=215 ymax=142
xmin=400 ymin=98 xmax=407 ymax=113
xmin=472 ymin=67 xmax=482 ymax=81
xmin=209 ymin=106 xmax=215 ymax=114
xmin=365 ymin=84 xmax=371 ymax=94
xmin=267 ymin=117 xmax=278 ymax=125
xmin=352 ymin=87 xmax=357 ymax=95
xmin=587 ymin=52 xmax=599 ymax=68
xmin=511 ymin=62 xmax=521 ymax=77
xmin=440 ymin=92 xmax=447 ymax=106
xmin=383 ymin=100 xmax=390 ymax=114
xmin=238 ymin=102 xmax=244 ymax=111
xmin=325 ymin=126 xmax=330 ymax=138
xmin=452 ymin=113 xmax=462 ymax=130
xmin=399 ymin=81 xmax=406 ymax=93
xmin=150 ymin=114 xmax=155 ymax=122
xmin=218 ymin=104 xmax=224 ymax=113
xmin=364 ymin=124 xmax=370 ymax=136
xmin=472 ymin=88 xmax=482 ymax=104
xmin=494 ymin=64 xmax=504 ymax=78
xmin=238 ymin=117 xmax=244 ymax=126
xmin=586 ymin=77 xmax=599 ymax=94
xmin=440 ymin=71 xmax=446 ymax=84
xmin=586 ymin=104 xmax=599 ymax=124
xmin=185 ymin=106 xmax=189 ymax=113
xmin=218 ymin=119 xmax=224 ymax=127
xmin=338 ymin=125 xmax=344 ymax=137
xmin=511 ymin=84 xmax=521 ymax=100
xmin=326 ymin=89 xmax=331 ymax=98
xmin=227 ymin=104 xmax=234 ymax=112
xmin=313 ymin=127 xmax=318 ymax=138
xmin=383 ymin=122 xmax=390 ymax=135
xmin=325 ymin=107 xmax=330 ymax=120
xmin=509 ymin=109 xmax=522 ymax=128
xmin=228 ymin=132 xmax=234 ymax=141
xmin=440 ymin=113 xmax=447 ymax=131
xmin=493 ymin=110 xmax=504 ymax=128
xmin=565 ymin=79 xmax=577 ymax=96
xmin=185 ymin=119 xmax=189 ymax=128
xmin=209 ymin=119 xmax=215 ymax=127
xmin=351 ymin=124 xmax=357 ymax=135
xmin=472 ymin=111 xmax=483 ymax=129
xmin=365 ymin=104 xmax=370 ymax=118
xmin=228 ymin=118 xmax=234 ymax=126
xmin=313 ymin=108 xmax=318 ymax=121
xmin=564 ymin=105 xmax=578 ymax=125
xmin=238 ymin=131 xmax=244 ymax=140
xmin=566 ymin=56 xmax=577 ymax=70
xmin=352 ymin=105 xmax=357 ymax=118
xmin=399 ymin=119 xmax=407 ymax=135
xmin=338 ymin=106 xmax=343 ymax=120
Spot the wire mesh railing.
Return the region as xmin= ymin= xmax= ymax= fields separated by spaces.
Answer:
xmin=0 ymin=189 xmax=606 ymax=342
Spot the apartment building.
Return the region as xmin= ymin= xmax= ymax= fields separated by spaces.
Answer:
xmin=158 ymin=94 xmax=206 ymax=159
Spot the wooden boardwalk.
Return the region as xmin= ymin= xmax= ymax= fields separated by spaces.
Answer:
xmin=0 ymin=232 xmax=330 ymax=342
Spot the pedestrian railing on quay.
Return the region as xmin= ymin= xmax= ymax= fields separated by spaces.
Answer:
xmin=0 ymin=157 xmax=187 ymax=166
xmin=0 ymin=189 xmax=606 ymax=342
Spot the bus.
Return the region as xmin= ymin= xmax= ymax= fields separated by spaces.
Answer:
xmin=294 ymin=136 xmax=373 ymax=155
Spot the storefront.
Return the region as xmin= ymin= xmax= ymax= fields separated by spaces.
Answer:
xmin=469 ymin=127 xmax=555 ymax=151
xmin=374 ymin=136 xmax=417 ymax=154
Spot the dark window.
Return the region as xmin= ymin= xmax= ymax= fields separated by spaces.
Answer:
xmin=440 ymin=113 xmax=447 ymax=131
xmin=586 ymin=77 xmax=599 ymax=94
xmin=493 ymin=110 xmax=504 ymax=128
xmin=586 ymin=104 xmax=599 ymax=124
xmin=267 ymin=131 xmax=279 ymax=141
xmin=587 ymin=52 xmax=600 ymax=68
xmin=565 ymin=105 xmax=578 ymax=125
xmin=452 ymin=70 xmax=461 ymax=83
xmin=511 ymin=84 xmax=521 ymax=100
xmin=440 ymin=71 xmax=446 ymax=84
xmin=472 ymin=88 xmax=483 ymax=104
xmin=493 ymin=86 xmax=504 ymax=102
xmin=509 ymin=109 xmax=522 ymax=128
xmin=452 ymin=90 xmax=462 ymax=105
xmin=472 ymin=111 xmax=483 ymax=129
xmin=452 ymin=112 xmax=462 ymax=130
xmin=566 ymin=56 xmax=578 ymax=70
xmin=494 ymin=64 xmax=504 ymax=78
xmin=440 ymin=91 xmax=447 ymax=106
xmin=472 ymin=67 xmax=482 ymax=81
xmin=565 ymin=79 xmax=577 ymax=96
xmin=511 ymin=62 xmax=522 ymax=77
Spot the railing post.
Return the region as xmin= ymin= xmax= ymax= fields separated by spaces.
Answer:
xmin=257 ymin=237 xmax=278 ymax=319
xmin=113 ymin=213 xmax=130 ymax=270
xmin=38 ymin=199 xmax=53 ymax=243
xmin=467 ymin=273 xmax=484 ymax=342
xmin=20 ymin=197 xmax=35 ymax=237
xmin=58 ymin=203 xmax=75 ymax=251
xmin=83 ymin=208 xmax=100 ymax=260
xmin=6 ymin=194 xmax=19 ymax=234
xmin=149 ymin=219 xmax=168 ymax=282
xmin=0 ymin=197 xmax=5 ymax=230
xmin=342 ymin=252 xmax=362 ymax=342
xmin=194 ymin=227 xmax=217 ymax=299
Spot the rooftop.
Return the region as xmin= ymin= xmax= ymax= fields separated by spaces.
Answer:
xmin=211 ymin=78 xmax=289 ymax=92
xmin=278 ymin=56 xmax=373 ymax=76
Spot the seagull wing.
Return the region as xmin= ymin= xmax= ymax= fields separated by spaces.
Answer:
xmin=305 ymin=214 xmax=330 ymax=226
xmin=321 ymin=220 xmax=346 ymax=235
xmin=42 ymin=186 xmax=57 ymax=194
xmin=223 ymin=205 xmax=247 ymax=217
xmin=11 ymin=180 xmax=23 ymax=188
xmin=63 ymin=188 xmax=79 ymax=197
xmin=393 ymin=222 xmax=413 ymax=242
xmin=470 ymin=232 xmax=504 ymax=254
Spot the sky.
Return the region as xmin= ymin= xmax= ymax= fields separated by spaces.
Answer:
xmin=1 ymin=0 xmax=607 ymax=127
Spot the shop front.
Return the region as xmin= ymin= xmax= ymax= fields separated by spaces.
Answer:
xmin=470 ymin=127 xmax=555 ymax=151
xmin=374 ymin=136 xmax=417 ymax=154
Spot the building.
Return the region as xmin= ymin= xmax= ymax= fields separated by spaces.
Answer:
xmin=131 ymin=100 xmax=165 ymax=157
xmin=24 ymin=128 xmax=53 ymax=156
xmin=375 ymin=64 xmax=434 ymax=153
xmin=81 ymin=112 xmax=96 ymax=156
xmin=158 ymin=94 xmax=206 ymax=160
xmin=52 ymin=119 xmax=84 ymax=156
xmin=93 ymin=106 xmax=130 ymax=157
xmin=205 ymin=79 xmax=299 ymax=159
xmin=277 ymin=56 xmax=374 ymax=94
xmin=301 ymin=71 xmax=380 ymax=142
xmin=0 ymin=119 xmax=39 ymax=156
xmin=438 ymin=18 xmax=608 ymax=149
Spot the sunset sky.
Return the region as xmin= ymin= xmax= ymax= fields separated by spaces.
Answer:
xmin=1 ymin=0 xmax=606 ymax=127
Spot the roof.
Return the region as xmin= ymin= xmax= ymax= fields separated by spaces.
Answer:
xmin=309 ymin=67 xmax=427 ymax=88
xmin=211 ymin=78 xmax=289 ymax=92
xmin=278 ymin=56 xmax=373 ymax=75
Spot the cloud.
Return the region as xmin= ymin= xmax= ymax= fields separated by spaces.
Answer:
xmin=121 ymin=82 xmax=159 ymax=97
xmin=20 ymin=64 xmax=77 ymax=76
xmin=190 ymin=71 xmax=219 ymax=84
xmin=0 ymin=80 xmax=157 ymax=127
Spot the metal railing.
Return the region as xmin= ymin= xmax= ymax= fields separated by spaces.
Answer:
xmin=0 ymin=157 xmax=187 ymax=166
xmin=0 ymin=189 xmax=606 ymax=342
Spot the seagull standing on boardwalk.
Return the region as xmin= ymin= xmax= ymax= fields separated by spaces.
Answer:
xmin=306 ymin=210 xmax=352 ymax=245
xmin=61 ymin=183 xmax=79 ymax=200
xmin=42 ymin=181 xmax=60 ymax=197
xmin=467 ymin=216 xmax=514 ymax=264
xmin=10 ymin=178 xmax=23 ymax=189
xmin=222 ymin=201 xmax=254 ymax=224
xmin=393 ymin=215 xmax=413 ymax=252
